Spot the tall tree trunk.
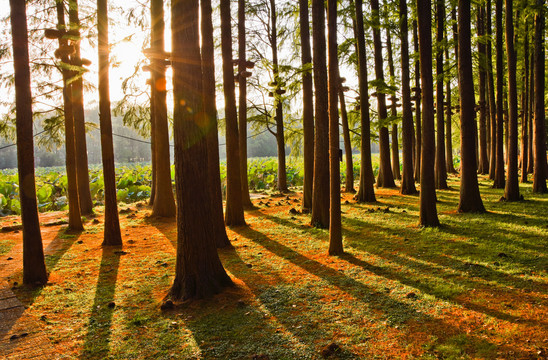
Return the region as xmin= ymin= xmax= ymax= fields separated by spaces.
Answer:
xmin=386 ymin=29 xmax=401 ymax=181
xmin=238 ymin=0 xmax=253 ymax=208
xmin=339 ymin=85 xmax=354 ymax=192
xmin=504 ymin=0 xmax=520 ymax=201
xmin=457 ymin=0 xmax=486 ymax=213
xmin=417 ymin=0 xmax=440 ymax=227
xmin=493 ymin=0 xmax=506 ymax=188
xmin=413 ymin=19 xmax=422 ymax=183
xmin=97 ymin=0 xmax=122 ymax=246
xmin=446 ymin=8 xmax=458 ymax=175
xmin=270 ymin=0 xmax=287 ymax=193
xmin=68 ymin=0 xmax=93 ymax=216
xmin=400 ymin=0 xmax=417 ymax=194
xmin=434 ymin=0 xmax=448 ymax=189
xmin=527 ymin=46 xmax=535 ymax=174
xmin=477 ymin=4 xmax=489 ymax=175
xmin=300 ymin=0 xmax=314 ymax=210
xmin=532 ymin=0 xmax=548 ymax=193
xmin=486 ymin=0 xmax=497 ymax=179
xmin=10 ymin=0 xmax=48 ymax=285
xmin=327 ymin=0 xmax=342 ymax=255
xmin=201 ymin=0 xmax=231 ymax=248
xmin=56 ymin=1 xmax=83 ymax=231
xmin=354 ymin=0 xmax=376 ymax=202
xmin=151 ymin=0 xmax=176 ymax=217
xmin=149 ymin=93 xmax=156 ymax=205
xmin=371 ymin=0 xmax=395 ymax=188
xmin=168 ymin=0 xmax=233 ymax=301
xmin=221 ymin=0 xmax=246 ymax=226
xmin=311 ymin=0 xmax=330 ymax=228
xmin=521 ymin=15 xmax=529 ymax=183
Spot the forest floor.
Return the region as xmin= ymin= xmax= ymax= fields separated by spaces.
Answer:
xmin=0 ymin=174 xmax=547 ymax=359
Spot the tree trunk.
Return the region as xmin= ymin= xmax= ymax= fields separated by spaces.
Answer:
xmin=503 ymin=0 xmax=520 ymax=201
xmin=68 ymin=0 xmax=93 ymax=216
xmin=446 ymin=8 xmax=458 ymax=175
xmin=532 ymin=0 xmax=548 ymax=193
xmin=221 ymin=0 xmax=246 ymax=226
xmin=371 ymin=0 xmax=395 ymax=188
xmin=98 ymin=0 xmax=122 ymax=246
xmin=311 ymin=0 xmax=330 ymax=228
xmin=10 ymin=0 xmax=48 ymax=285
xmin=486 ymin=0 xmax=497 ymax=179
xmin=434 ymin=0 xmax=448 ymax=189
xmin=149 ymin=92 xmax=156 ymax=205
xmin=201 ymin=0 xmax=231 ymax=248
xmin=417 ymin=0 xmax=440 ymax=227
xmin=354 ymin=0 xmax=376 ymax=202
xmin=56 ymin=1 xmax=83 ymax=231
xmin=527 ymin=46 xmax=535 ymax=175
xmin=477 ymin=5 xmax=489 ymax=175
xmin=457 ymin=0 xmax=486 ymax=213
xmin=339 ymin=86 xmax=354 ymax=193
xmin=300 ymin=0 xmax=314 ymax=210
xmin=386 ymin=29 xmax=401 ymax=181
xmin=238 ymin=0 xmax=253 ymax=208
xmin=399 ymin=0 xmax=417 ymax=195
xmin=327 ymin=0 xmax=342 ymax=255
xmin=413 ymin=19 xmax=422 ymax=183
xmin=151 ymin=0 xmax=176 ymax=217
xmin=520 ymin=15 xmax=529 ymax=183
xmin=493 ymin=0 xmax=506 ymax=189
xmin=168 ymin=0 xmax=233 ymax=301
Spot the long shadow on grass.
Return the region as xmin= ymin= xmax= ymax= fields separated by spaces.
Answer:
xmin=230 ymin=226 xmax=511 ymax=358
xmin=80 ymin=247 xmax=121 ymax=359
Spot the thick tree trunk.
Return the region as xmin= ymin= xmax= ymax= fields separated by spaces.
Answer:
xmin=413 ymin=19 xmax=422 ymax=183
xmin=521 ymin=17 xmax=529 ymax=183
xmin=339 ymin=86 xmax=354 ymax=193
xmin=493 ymin=0 xmax=506 ymax=189
xmin=486 ymin=0 xmax=497 ymax=180
xmin=56 ymin=2 xmax=83 ymax=231
xmin=371 ymin=0 xmax=395 ymax=188
xmin=354 ymin=0 xmax=376 ymax=202
xmin=434 ymin=0 xmax=447 ymax=189
xmin=300 ymin=0 xmax=314 ymax=210
xmin=221 ymin=0 xmax=246 ymax=226
xmin=149 ymin=94 xmax=156 ymax=205
xmin=417 ymin=0 xmax=440 ymax=227
xmin=169 ymin=0 xmax=233 ymax=301
xmin=311 ymin=0 xmax=330 ymax=228
xmin=457 ymin=0 xmax=486 ymax=213
xmin=327 ymin=0 xmax=342 ymax=255
xmin=533 ymin=0 xmax=548 ymax=193
xmin=504 ymin=0 xmax=521 ymax=201
xmin=477 ymin=5 xmax=489 ymax=175
xmin=151 ymin=0 xmax=176 ymax=217
xmin=68 ymin=0 xmax=93 ymax=216
xmin=10 ymin=0 xmax=48 ymax=285
xmin=98 ymin=0 xmax=122 ymax=246
xmin=201 ymin=0 xmax=231 ymax=248
xmin=238 ymin=0 xmax=253 ymax=208
xmin=399 ymin=0 xmax=417 ymax=195
xmin=386 ymin=30 xmax=401 ymax=181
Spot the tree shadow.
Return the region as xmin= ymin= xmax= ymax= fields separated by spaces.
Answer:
xmin=80 ymin=247 xmax=121 ymax=359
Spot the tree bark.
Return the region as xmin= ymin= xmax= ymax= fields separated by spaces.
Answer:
xmin=434 ymin=0 xmax=448 ymax=189
xmin=477 ymin=5 xmax=490 ymax=175
xmin=520 ymin=15 xmax=529 ymax=183
xmin=201 ymin=0 xmax=231 ymax=248
xmin=413 ymin=19 xmax=422 ymax=183
xmin=354 ymin=0 xmax=376 ymax=202
xmin=504 ymin=0 xmax=521 ymax=201
xmin=486 ymin=0 xmax=497 ymax=180
xmin=386 ymin=29 xmax=401 ymax=181
xmin=446 ymin=8 xmax=458 ymax=175
xmin=532 ymin=0 xmax=548 ymax=193
xmin=417 ymin=0 xmax=440 ymax=227
xmin=68 ymin=0 xmax=93 ymax=216
xmin=221 ymin=0 xmax=246 ymax=226
xmin=327 ymin=0 xmax=342 ymax=255
xmin=370 ymin=0 xmax=395 ymax=188
xmin=151 ymin=0 xmax=176 ymax=217
xmin=493 ymin=0 xmax=506 ymax=189
xmin=399 ymin=0 xmax=417 ymax=195
xmin=311 ymin=0 xmax=330 ymax=228
xmin=169 ymin=0 xmax=233 ymax=301
xmin=238 ymin=0 xmax=253 ymax=208
xmin=527 ymin=44 xmax=535 ymax=175
xmin=339 ymin=86 xmax=354 ymax=192
xmin=457 ymin=0 xmax=486 ymax=213
xmin=10 ymin=0 xmax=48 ymax=285
xmin=300 ymin=0 xmax=314 ymax=210
xmin=98 ymin=0 xmax=122 ymax=246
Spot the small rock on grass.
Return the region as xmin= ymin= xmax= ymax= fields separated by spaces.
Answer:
xmin=289 ymin=208 xmax=299 ymax=215
xmin=107 ymin=301 xmax=116 ymax=309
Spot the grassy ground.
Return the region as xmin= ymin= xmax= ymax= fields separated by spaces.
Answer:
xmin=2 ymin=174 xmax=547 ymax=359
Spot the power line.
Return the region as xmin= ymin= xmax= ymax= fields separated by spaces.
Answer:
xmin=0 ymin=130 xmax=47 ymax=151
